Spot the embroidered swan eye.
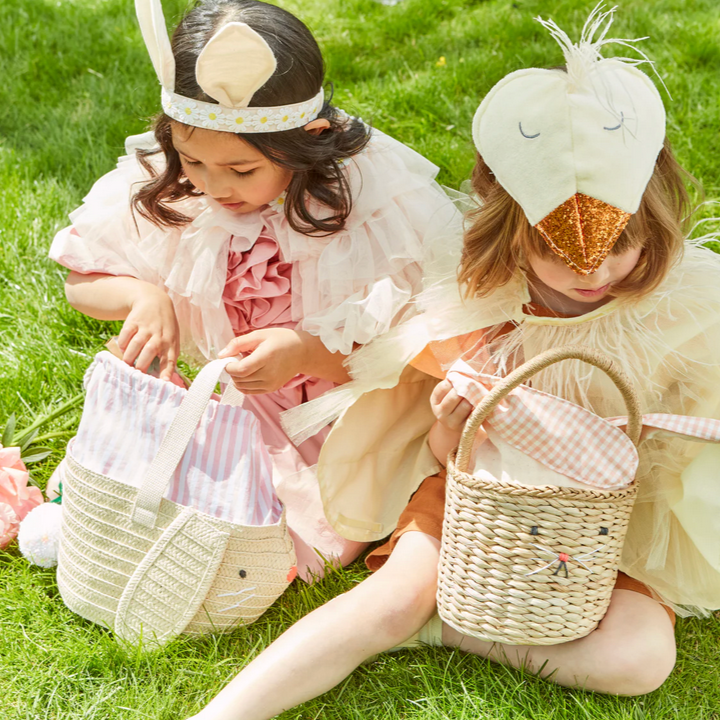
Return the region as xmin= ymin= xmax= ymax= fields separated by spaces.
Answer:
xmin=530 ymin=526 xmax=539 ymax=536
xmin=519 ymin=122 xmax=540 ymax=139
xmin=603 ymin=112 xmax=624 ymax=131
xmin=599 ymin=527 xmax=609 ymax=536
xmin=238 ymin=569 xmax=247 ymax=578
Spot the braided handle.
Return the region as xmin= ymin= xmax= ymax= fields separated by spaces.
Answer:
xmin=455 ymin=346 xmax=642 ymax=473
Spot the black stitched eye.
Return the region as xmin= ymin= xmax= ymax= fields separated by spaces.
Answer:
xmin=530 ymin=526 xmax=539 ymax=536
xmin=238 ymin=569 xmax=247 ymax=578
xmin=599 ymin=527 xmax=609 ymax=536
xmin=603 ymin=112 xmax=624 ymax=131
xmin=519 ymin=122 xmax=540 ymax=139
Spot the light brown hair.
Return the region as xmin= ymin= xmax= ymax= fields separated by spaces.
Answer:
xmin=458 ymin=140 xmax=697 ymax=299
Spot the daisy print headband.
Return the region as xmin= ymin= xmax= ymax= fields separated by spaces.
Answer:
xmin=135 ymin=0 xmax=324 ymax=134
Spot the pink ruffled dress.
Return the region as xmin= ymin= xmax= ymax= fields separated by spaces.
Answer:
xmin=222 ymin=231 xmax=365 ymax=579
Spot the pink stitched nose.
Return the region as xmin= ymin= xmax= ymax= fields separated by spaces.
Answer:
xmin=558 ymin=553 xmax=570 ymax=563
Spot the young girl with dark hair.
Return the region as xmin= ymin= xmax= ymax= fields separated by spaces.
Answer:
xmin=178 ymin=9 xmax=720 ymax=718
xmin=48 ymin=0 xmax=458 ymax=579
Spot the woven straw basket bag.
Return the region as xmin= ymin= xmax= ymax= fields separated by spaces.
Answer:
xmin=56 ymin=355 xmax=296 ymax=648
xmin=437 ymin=346 xmax=643 ymax=646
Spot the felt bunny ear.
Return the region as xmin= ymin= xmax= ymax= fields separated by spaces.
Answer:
xmin=135 ymin=0 xmax=176 ymax=92
xmin=196 ymin=23 xmax=277 ymax=108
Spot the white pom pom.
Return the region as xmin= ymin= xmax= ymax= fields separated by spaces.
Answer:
xmin=18 ymin=503 xmax=63 ymax=568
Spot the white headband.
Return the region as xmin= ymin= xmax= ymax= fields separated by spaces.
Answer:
xmin=135 ymin=0 xmax=325 ymax=133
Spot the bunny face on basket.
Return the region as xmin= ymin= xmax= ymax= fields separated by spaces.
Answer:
xmin=523 ymin=522 xmax=615 ymax=582
xmin=213 ymin=565 xmax=298 ymax=615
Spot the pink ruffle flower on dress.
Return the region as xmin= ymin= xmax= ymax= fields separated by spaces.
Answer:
xmin=0 ymin=445 xmax=43 ymax=549
xmin=223 ymin=232 xmax=317 ymax=392
xmin=223 ymin=233 xmax=294 ymax=336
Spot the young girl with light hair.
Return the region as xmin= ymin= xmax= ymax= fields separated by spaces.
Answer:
xmin=185 ymin=8 xmax=720 ymax=717
xmin=49 ymin=0 xmax=459 ymax=580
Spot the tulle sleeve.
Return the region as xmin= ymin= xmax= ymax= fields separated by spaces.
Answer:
xmin=265 ymin=128 xmax=462 ymax=355
xmin=48 ymin=143 xmax=183 ymax=286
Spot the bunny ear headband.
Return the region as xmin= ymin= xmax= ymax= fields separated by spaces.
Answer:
xmin=135 ymin=0 xmax=324 ymax=133
xmin=472 ymin=4 xmax=666 ymax=275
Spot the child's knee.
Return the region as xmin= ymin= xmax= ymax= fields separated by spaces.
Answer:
xmin=598 ymin=593 xmax=677 ymax=695
xmin=348 ymin=571 xmax=437 ymax=646
xmin=607 ymin=635 xmax=676 ymax=695
xmin=375 ymin=586 xmax=437 ymax=645
xmin=589 ymin=614 xmax=676 ymax=696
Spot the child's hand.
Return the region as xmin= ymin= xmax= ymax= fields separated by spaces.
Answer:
xmin=219 ymin=328 xmax=306 ymax=394
xmin=430 ymin=379 xmax=473 ymax=429
xmin=429 ymin=379 xmax=479 ymax=465
xmin=117 ymin=287 xmax=180 ymax=381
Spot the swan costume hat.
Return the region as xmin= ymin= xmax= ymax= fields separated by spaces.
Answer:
xmin=136 ymin=0 xmax=324 ymax=133
xmin=472 ymin=4 xmax=666 ymax=274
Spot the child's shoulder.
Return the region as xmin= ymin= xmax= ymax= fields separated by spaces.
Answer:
xmin=645 ymin=243 xmax=720 ymax=311
xmin=328 ymin=118 xmax=455 ymax=236
xmin=346 ymin=123 xmax=439 ymax=190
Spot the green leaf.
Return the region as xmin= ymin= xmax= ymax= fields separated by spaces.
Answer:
xmin=21 ymin=450 xmax=53 ymax=464
xmin=19 ymin=428 xmax=39 ymax=452
xmin=22 ymin=446 xmax=52 ymax=455
xmin=26 ymin=474 xmax=42 ymax=489
xmin=11 ymin=393 xmax=84 ymax=443
xmin=2 ymin=413 xmax=16 ymax=447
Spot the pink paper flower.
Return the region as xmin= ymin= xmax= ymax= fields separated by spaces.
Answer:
xmin=0 ymin=445 xmax=43 ymax=547
xmin=0 ymin=502 xmax=20 ymax=550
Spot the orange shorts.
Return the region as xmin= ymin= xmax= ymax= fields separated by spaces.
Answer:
xmin=366 ymin=471 xmax=675 ymax=627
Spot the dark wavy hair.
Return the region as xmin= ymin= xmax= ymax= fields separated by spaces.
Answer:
xmin=132 ymin=0 xmax=370 ymax=236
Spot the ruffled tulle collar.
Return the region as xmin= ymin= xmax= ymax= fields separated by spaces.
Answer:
xmin=162 ymin=195 xmax=287 ymax=310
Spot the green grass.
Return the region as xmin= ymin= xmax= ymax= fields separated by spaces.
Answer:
xmin=1 ymin=0 xmax=720 ymax=718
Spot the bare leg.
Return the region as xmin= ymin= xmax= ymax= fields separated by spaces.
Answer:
xmin=191 ymin=532 xmax=440 ymax=720
xmin=443 ymin=589 xmax=676 ymax=695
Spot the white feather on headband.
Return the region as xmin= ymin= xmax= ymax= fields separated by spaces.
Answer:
xmin=135 ymin=0 xmax=324 ymax=133
xmin=536 ymin=3 xmax=669 ymax=98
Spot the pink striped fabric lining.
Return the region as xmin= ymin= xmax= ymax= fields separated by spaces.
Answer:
xmin=71 ymin=353 xmax=282 ymax=526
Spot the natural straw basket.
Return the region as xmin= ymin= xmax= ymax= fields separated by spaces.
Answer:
xmin=437 ymin=346 xmax=642 ymax=646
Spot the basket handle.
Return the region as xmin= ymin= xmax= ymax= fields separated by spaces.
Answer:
xmin=455 ymin=346 xmax=642 ymax=474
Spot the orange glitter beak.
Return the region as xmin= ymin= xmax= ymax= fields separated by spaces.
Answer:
xmin=534 ymin=194 xmax=631 ymax=275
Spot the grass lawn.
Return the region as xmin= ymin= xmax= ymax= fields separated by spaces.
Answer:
xmin=2 ymin=0 xmax=719 ymax=718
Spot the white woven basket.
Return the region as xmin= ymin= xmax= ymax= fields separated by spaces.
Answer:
xmin=56 ymin=357 xmax=296 ymax=648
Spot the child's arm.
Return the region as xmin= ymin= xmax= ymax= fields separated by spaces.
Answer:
xmin=65 ymin=271 xmax=180 ymax=381
xmin=218 ymin=328 xmax=351 ymax=391
xmin=428 ymin=378 xmax=480 ymax=464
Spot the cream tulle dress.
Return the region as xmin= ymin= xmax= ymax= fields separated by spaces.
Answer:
xmin=49 ymin=126 xmax=459 ymax=581
xmin=292 ymin=242 xmax=720 ymax=614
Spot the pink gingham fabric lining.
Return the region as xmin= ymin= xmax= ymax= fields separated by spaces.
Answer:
xmin=72 ymin=353 xmax=282 ymax=526
xmin=448 ymin=362 xmax=639 ymax=490
xmin=448 ymin=362 xmax=720 ymax=490
xmin=607 ymin=413 xmax=720 ymax=444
